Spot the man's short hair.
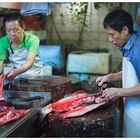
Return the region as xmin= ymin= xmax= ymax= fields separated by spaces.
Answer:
xmin=4 ymin=12 xmax=24 ymax=27
xmin=103 ymin=9 xmax=134 ymax=34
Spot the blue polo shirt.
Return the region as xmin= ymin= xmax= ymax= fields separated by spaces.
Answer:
xmin=120 ymin=33 xmax=140 ymax=82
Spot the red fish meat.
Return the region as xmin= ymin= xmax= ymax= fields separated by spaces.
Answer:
xmin=58 ymin=102 xmax=106 ymax=118
xmin=40 ymin=90 xmax=110 ymax=119
xmin=0 ymin=100 xmax=28 ymax=126
xmin=42 ymin=92 xmax=89 ymax=114
xmin=0 ymin=109 xmax=28 ymax=125
xmin=0 ymin=74 xmax=7 ymax=98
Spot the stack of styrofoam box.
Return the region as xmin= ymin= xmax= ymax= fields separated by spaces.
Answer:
xmin=67 ymin=51 xmax=111 ymax=83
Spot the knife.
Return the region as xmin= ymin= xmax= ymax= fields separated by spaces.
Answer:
xmin=81 ymin=80 xmax=101 ymax=94
xmin=19 ymin=96 xmax=44 ymax=101
xmin=96 ymin=82 xmax=114 ymax=91
xmin=81 ymin=80 xmax=114 ymax=94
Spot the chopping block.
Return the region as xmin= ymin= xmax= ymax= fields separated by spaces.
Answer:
xmin=8 ymin=76 xmax=72 ymax=102
xmin=47 ymin=103 xmax=121 ymax=137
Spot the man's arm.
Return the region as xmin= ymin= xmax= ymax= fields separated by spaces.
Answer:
xmin=120 ymin=83 xmax=140 ymax=97
xmin=96 ymin=71 xmax=122 ymax=86
xmin=0 ymin=61 xmax=4 ymax=74
xmin=6 ymin=52 xmax=36 ymax=79
xmin=108 ymin=71 xmax=122 ymax=81
xmin=102 ymin=83 xmax=140 ymax=100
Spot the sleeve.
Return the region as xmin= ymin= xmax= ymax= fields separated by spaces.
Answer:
xmin=131 ymin=44 xmax=140 ymax=80
xmin=27 ymin=34 xmax=40 ymax=55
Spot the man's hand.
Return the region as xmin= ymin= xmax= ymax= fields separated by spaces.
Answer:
xmin=6 ymin=69 xmax=19 ymax=80
xmin=96 ymin=72 xmax=122 ymax=87
xmin=101 ymin=87 xmax=122 ymax=100
xmin=96 ymin=75 xmax=111 ymax=87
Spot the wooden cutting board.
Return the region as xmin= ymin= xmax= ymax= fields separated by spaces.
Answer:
xmin=47 ymin=104 xmax=121 ymax=137
xmin=9 ymin=76 xmax=72 ymax=102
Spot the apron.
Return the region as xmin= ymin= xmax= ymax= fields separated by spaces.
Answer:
xmin=122 ymin=57 xmax=140 ymax=137
xmin=8 ymin=47 xmax=51 ymax=78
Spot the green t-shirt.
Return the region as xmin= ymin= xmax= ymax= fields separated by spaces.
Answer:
xmin=0 ymin=32 xmax=40 ymax=61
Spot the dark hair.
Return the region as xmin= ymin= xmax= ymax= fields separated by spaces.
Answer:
xmin=103 ymin=9 xmax=134 ymax=34
xmin=4 ymin=13 xmax=24 ymax=27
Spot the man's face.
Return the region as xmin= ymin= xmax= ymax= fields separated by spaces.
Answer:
xmin=106 ymin=27 xmax=129 ymax=48
xmin=5 ymin=20 xmax=24 ymax=43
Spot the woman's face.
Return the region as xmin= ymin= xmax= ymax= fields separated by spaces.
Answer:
xmin=5 ymin=20 xmax=24 ymax=43
xmin=106 ymin=26 xmax=130 ymax=48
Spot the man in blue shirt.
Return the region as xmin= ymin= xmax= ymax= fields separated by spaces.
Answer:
xmin=96 ymin=9 xmax=140 ymax=137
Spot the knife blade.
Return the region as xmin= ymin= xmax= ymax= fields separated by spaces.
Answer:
xmin=96 ymin=82 xmax=114 ymax=91
xmin=81 ymin=80 xmax=101 ymax=94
